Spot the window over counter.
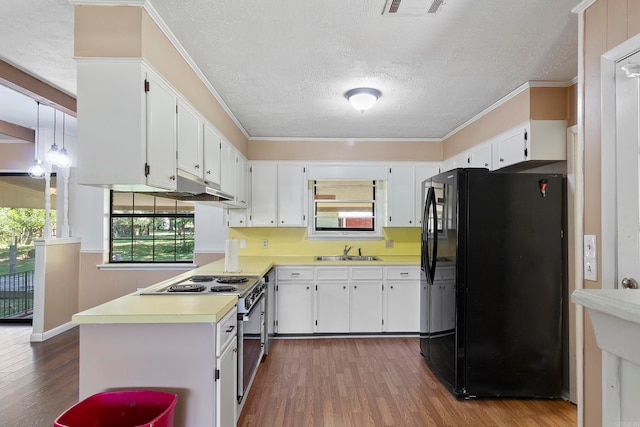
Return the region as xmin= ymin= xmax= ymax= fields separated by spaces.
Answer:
xmin=110 ymin=192 xmax=195 ymax=263
xmin=309 ymin=180 xmax=381 ymax=239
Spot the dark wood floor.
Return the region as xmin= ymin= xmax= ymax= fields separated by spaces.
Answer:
xmin=0 ymin=326 xmax=576 ymax=427
xmin=0 ymin=324 xmax=79 ymax=427
xmin=239 ymin=338 xmax=577 ymax=427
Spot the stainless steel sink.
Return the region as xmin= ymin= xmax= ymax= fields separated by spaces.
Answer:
xmin=315 ymin=255 xmax=380 ymax=261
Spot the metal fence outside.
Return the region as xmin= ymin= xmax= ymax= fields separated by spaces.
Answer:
xmin=0 ymin=270 xmax=34 ymax=321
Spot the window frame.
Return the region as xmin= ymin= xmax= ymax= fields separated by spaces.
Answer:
xmin=109 ymin=191 xmax=195 ymax=264
xmin=307 ymin=179 xmax=383 ymax=240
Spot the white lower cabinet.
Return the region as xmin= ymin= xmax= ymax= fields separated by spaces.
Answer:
xmin=316 ymin=282 xmax=350 ymax=333
xmin=384 ymin=266 xmax=420 ymax=332
xmin=275 ymin=265 xmax=420 ymax=335
xmin=350 ymin=280 xmax=383 ymax=333
xmin=275 ymin=267 xmax=314 ymax=334
xmin=215 ymin=307 xmax=237 ymax=427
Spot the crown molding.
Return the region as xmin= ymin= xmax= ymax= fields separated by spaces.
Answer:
xmin=572 ymin=0 xmax=597 ymax=15
xmin=247 ymin=136 xmax=441 ymax=143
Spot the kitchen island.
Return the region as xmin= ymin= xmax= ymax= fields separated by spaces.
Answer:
xmin=72 ymin=255 xmax=419 ymax=426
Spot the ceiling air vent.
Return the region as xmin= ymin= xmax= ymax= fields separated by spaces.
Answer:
xmin=382 ymin=0 xmax=444 ymax=15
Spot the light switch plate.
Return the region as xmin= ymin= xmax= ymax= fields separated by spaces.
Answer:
xmin=584 ymin=235 xmax=597 ymax=258
xmin=262 ymin=239 xmax=268 ymax=249
xmin=240 ymin=239 xmax=246 ymax=249
xmin=585 ymin=256 xmax=597 ymax=281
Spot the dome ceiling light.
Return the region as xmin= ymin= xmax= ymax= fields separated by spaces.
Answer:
xmin=345 ymin=88 xmax=381 ymax=113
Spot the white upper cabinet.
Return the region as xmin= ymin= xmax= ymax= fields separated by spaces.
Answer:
xmin=77 ymin=59 xmax=177 ymax=190
xmin=414 ymin=164 xmax=440 ymax=226
xmin=235 ymin=155 xmax=249 ymax=208
xmin=176 ymin=97 xmax=203 ymax=179
xmin=387 ymin=163 xmax=440 ymax=227
xmin=203 ymin=123 xmax=221 ymax=186
xmin=492 ymin=120 xmax=567 ymax=169
xmin=220 ymin=140 xmax=236 ymax=200
xmin=250 ymin=162 xmax=278 ymax=226
xmin=277 ymin=164 xmax=307 ymax=226
xmin=468 ymin=143 xmax=492 ymax=169
xmin=387 ymin=164 xmax=415 ymax=227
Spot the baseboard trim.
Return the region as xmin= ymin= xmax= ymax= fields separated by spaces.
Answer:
xmin=30 ymin=321 xmax=77 ymax=342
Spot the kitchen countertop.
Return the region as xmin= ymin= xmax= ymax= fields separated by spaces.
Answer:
xmin=572 ymin=288 xmax=640 ymax=325
xmin=72 ymin=255 xmax=420 ymax=325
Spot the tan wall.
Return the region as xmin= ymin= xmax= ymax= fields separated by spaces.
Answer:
xmin=78 ymin=252 xmax=185 ymax=310
xmin=582 ymin=1 xmax=640 ymax=425
xmin=43 ymin=242 xmax=80 ymax=331
xmin=530 ymin=87 xmax=569 ymax=120
xmin=248 ymin=139 xmax=443 ymax=161
xmin=0 ymin=142 xmax=33 ymax=170
xmin=74 ymin=5 xmax=248 ymax=156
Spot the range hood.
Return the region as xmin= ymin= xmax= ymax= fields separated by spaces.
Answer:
xmin=146 ymin=170 xmax=235 ymax=202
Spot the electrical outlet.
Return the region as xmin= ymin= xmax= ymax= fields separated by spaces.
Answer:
xmin=262 ymin=239 xmax=268 ymax=249
xmin=385 ymin=240 xmax=394 ymax=248
xmin=240 ymin=239 xmax=246 ymax=249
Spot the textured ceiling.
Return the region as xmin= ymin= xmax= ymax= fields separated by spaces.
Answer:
xmin=0 ymin=0 xmax=579 ymax=140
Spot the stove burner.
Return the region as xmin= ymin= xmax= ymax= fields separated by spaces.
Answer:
xmin=216 ymin=277 xmax=249 ymax=284
xmin=210 ymin=285 xmax=239 ymax=293
xmin=190 ymin=276 xmax=215 ymax=282
xmin=168 ymin=283 xmax=206 ymax=293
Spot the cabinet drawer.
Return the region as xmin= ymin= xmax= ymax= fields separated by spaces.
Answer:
xmin=276 ymin=267 xmax=314 ymax=281
xmin=386 ymin=266 xmax=420 ymax=280
xmin=351 ymin=267 xmax=383 ymax=281
xmin=435 ymin=267 xmax=455 ymax=281
xmin=316 ymin=267 xmax=349 ymax=281
xmin=216 ymin=306 xmax=238 ymax=357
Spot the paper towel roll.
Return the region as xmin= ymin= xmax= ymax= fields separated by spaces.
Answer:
xmin=224 ymin=239 xmax=239 ymax=273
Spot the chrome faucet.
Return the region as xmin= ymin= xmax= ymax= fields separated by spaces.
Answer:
xmin=343 ymin=245 xmax=352 ymax=256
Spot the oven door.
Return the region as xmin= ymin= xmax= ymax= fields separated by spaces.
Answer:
xmin=237 ymin=293 xmax=265 ymax=403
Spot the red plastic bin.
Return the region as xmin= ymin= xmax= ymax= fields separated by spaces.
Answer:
xmin=54 ymin=390 xmax=178 ymax=427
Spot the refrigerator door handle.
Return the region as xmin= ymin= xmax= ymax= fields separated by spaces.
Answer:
xmin=424 ymin=186 xmax=438 ymax=283
xmin=429 ymin=187 xmax=438 ymax=282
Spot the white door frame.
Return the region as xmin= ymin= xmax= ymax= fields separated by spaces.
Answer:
xmin=601 ymin=33 xmax=640 ymax=290
xmin=600 ymin=32 xmax=640 ymax=426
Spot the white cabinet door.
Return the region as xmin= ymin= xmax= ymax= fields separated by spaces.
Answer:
xmin=350 ymin=282 xmax=382 ymax=333
xmin=316 ymin=282 xmax=350 ymax=333
xmin=176 ymin=98 xmax=203 ymax=178
xmin=415 ymin=164 xmax=440 ymax=226
xmin=220 ymin=141 xmax=235 ymax=199
xmin=203 ymin=123 xmax=221 ymax=185
xmin=276 ymin=283 xmax=313 ymax=334
xmin=216 ymin=336 xmax=237 ymax=427
xmin=468 ymin=143 xmax=492 ymax=169
xmin=278 ymin=163 xmax=307 ymax=226
xmin=387 ymin=164 xmax=415 ymax=226
xmin=385 ymin=282 xmax=420 ymax=332
xmin=250 ymin=163 xmax=278 ymax=226
xmin=235 ymin=155 xmax=249 ymax=207
xmin=227 ymin=208 xmax=247 ymax=227
xmin=493 ymin=127 xmax=527 ymax=169
xmin=145 ymin=69 xmax=177 ymax=190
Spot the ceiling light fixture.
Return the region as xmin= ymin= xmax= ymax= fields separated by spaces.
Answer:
xmin=28 ymin=101 xmax=45 ymax=179
xmin=345 ymin=87 xmax=381 ymax=112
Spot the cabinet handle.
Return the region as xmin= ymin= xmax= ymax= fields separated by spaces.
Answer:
xmin=169 ymin=175 xmax=176 ymax=181
xmin=271 ymin=220 xmax=274 ymax=223
xmin=207 ymin=170 xmax=211 ymax=175
xmin=390 ymin=285 xmax=394 ymax=289
xmin=225 ymin=325 xmax=235 ymax=333
xmin=499 ymin=158 xmax=504 ymax=162
xmin=343 ymin=286 xmax=347 ymax=290
xmin=291 ymin=273 xmax=300 ymax=277
xmin=400 ymin=272 xmax=409 ymax=276
xmin=354 ymin=285 xmax=357 ymax=289
xmin=306 ymin=286 xmax=309 ymax=290
xmin=195 ymin=164 xmax=200 ymax=169
xmin=484 ymin=163 xmax=489 ymax=167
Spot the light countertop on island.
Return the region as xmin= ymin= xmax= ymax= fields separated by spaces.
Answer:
xmin=73 ymin=254 xmax=420 ymax=325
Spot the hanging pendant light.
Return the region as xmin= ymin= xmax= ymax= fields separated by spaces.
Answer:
xmin=28 ymin=101 xmax=46 ymax=179
xmin=46 ymin=109 xmax=61 ymax=166
xmin=57 ymin=113 xmax=72 ymax=168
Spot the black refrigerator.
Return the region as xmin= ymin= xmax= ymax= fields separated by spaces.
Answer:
xmin=419 ymin=168 xmax=563 ymax=399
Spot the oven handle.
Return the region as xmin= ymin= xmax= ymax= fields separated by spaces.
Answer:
xmin=238 ymin=292 xmax=265 ymax=322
